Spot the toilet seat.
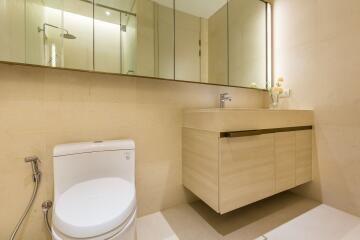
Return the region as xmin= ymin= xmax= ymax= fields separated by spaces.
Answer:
xmin=52 ymin=209 xmax=136 ymax=240
xmin=54 ymin=177 xmax=136 ymax=238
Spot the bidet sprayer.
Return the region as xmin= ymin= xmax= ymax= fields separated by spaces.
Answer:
xmin=24 ymin=156 xmax=41 ymax=182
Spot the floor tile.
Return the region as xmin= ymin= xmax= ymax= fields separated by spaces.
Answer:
xmin=263 ymin=204 xmax=360 ymax=240
xmin=137 ymin=212 xmax=180 ymax=240
xmin=137 ymin=192 xmax=320 ymax=240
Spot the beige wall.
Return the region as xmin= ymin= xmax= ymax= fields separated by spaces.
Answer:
xmin=175 ymin=10 xmax=201 ymax=82
xmin=137 ymin=0 xmax=156 ymax=77
xmin=273 ymin=0 xmax=360 ymax=216
xmin=208 ymin=4 xmax=228 ymax=85
xmin=200 ymin=18 xmax=209 ymax=83
xmin=228 ymin=0 xmax=266 ymax=89
xmin=0 ymin=0 xmax=25 ymax=63
xmin=0 ymin=62 xmax=265 ymax=239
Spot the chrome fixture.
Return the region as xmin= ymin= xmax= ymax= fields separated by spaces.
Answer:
xmin=38 ymin=23 xmax=77 ymax=40
xmin=24 ymin=155 xmax=41 ymax=182
xmin=220 ymin=93 xmax=232 ymax=108
xmin=42 ymin=200 xmax=53 ymax=235
xmin=9 ymin=156 xmax=41 ymax=240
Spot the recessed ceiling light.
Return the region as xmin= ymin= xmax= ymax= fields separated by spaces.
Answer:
xmin=105 ymin=11 xmax=111 ymax=16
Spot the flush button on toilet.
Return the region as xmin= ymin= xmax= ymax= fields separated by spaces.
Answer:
xmin=124 ymin=152 xmax=131 ymax=160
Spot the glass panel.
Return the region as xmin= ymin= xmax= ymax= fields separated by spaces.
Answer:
xmin=94 ymin=1 xmax=121 ymax=73
xmin=26 ymin=0 xmax=93 ymax=70
xmin=1 ymin=0 xmax=269 ymax=89
xmin=228 ymin=0 xmax=267 ymax=89
xmin=0 ymin=0 xmax=26 ymax=62
xmin=62 ymin=0 xmax=93 ymax=70
xmin=174 ymin=1 xmax=201 ymax=82
xmin=137 ymin=0 xmax=175 ymax=79
xmin=153 ymin=0 xmax=174 ymax=79
xmin=207 ymin=1 xmax=228 ymax=85
xmin=136 ymin=0 xmax=155 ymax=77
xmin=94 ymin=0 xmax=173 ymax=79
xmin=174 ymin=0 xmax=228 ymax=84
xmin=121 ymin=12 xmax=137 ymax=75
xmin=26 ymin=0 xmax=63 ymax=66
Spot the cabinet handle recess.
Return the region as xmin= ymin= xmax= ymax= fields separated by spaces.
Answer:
xmin=220 ymin=126 xmax=313 ymax=138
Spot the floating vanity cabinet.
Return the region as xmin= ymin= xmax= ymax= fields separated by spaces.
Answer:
xmin=182 ymin=108 xmax=314 ymax=214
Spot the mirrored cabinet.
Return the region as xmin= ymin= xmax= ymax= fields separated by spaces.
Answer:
xmin=0 ymin=0 xmax=271 ymax=90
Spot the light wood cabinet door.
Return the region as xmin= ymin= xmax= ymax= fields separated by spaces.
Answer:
xmin=182 ymin=128 xmax=220 ymax=211
xmin=275 ymin=132 xmax=296 ymax=193
xmin=295 ymin=130 xmax=312 ymax=185
xmin=219 ymin=134 xmax=275 ymax=214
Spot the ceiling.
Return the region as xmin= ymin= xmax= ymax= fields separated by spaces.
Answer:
xmin=43 ymin=0 xmax=227 ymax=20
xmin=95 ymin=0 xmax=136 ymax=12
xmin=153 ymin=0 xmax=228 ymax=18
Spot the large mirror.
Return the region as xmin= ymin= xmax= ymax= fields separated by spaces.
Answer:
xmin=93 ymin=0 xmax=175 ymax=79
xmin=228 ymin=0 xmax=267 ymax=89
xmin=0 ymin=0 xmax=270 ymax=89
xmin=174 ymin=0 xmax=228 ymax=85
xmin=0 ymin=0 xmax=26 ymax=63
xmin=25 ymin=0 xmax=94 ymax=70
xmin=174 ymin=0 xmax=268 ymax=88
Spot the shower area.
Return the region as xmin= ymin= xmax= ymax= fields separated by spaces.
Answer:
xmin=26 ymin=0 xmax=137 ymax=73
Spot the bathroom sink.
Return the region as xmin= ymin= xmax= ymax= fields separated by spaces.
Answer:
xmin=183 ymin=108 xmax=314 ymax=132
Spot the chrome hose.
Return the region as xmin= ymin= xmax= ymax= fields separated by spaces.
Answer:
xmin=42 ymin=200 xmax=53 ymax=235
xmin=9 ymin=176 xmax=40 ymax=240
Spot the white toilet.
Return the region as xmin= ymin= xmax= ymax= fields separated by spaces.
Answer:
xmin=51 ymin=140 xmax=136 ymax=240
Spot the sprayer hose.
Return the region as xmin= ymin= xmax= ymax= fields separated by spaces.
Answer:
xmin=9 ymin=178 xmax=39 ymax=240
xmin=43 ymin=207 xmax=52 ymax=235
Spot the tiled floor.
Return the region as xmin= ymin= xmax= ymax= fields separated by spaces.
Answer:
xmin=137 ymin=192 xmax=360 ymax=240
xmin=137 ymin=192 xmax=320 ymax=240
xmin=263 ymin=204 xmax=360 ymax=240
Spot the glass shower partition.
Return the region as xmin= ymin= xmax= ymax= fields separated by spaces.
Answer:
xmin=121 ymin=12 xmax=137 ymax=75
xmin=94 ymin=1 xmax=137 ymax=75
xmin=94 ymin=2 xmax=121 ymax=73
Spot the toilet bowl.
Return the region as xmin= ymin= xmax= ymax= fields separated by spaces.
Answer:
xmin=52 ymin=140 xmax=136 ymax=240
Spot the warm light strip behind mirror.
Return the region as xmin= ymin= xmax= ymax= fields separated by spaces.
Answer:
xmin=267 ymin=2 xmax=273 ymax=89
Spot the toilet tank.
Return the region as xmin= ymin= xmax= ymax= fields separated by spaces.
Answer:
xmin=53 ymin=140 xmax=135 ymax=198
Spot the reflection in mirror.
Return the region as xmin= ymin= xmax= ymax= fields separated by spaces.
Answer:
xmin=0 ymin=0 xmax=26 ymax=63
xmin=25 ymin=0 xmax=93 ymax=70
xmin=228 ymin=0 xmax=267 ymax=89
xmin=174 ymin=0 xmax=228 ymax=85
xmin=208 ymin=1 xmax=228 ymax=85
xmin=137 ymin=0 xmax=175 ymax=79
xmin=0 ymin=0 xmax=270 ymax=89
xmin=93 ymin=0 xmax=174 ymax=79
xmin=154 ymin=0 xmax=175 ymax=79
xmin=63 ymin=0 xmax=93 ymax=70
xmin=94 ymin=0 xmax=137 ymax=74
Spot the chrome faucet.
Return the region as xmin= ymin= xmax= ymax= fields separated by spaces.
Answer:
xmin=220 ymin=93 xmax=232 ymax=108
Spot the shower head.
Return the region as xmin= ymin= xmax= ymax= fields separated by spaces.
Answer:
xmin=38 ymin=23 xmax=77 ymax=40
xmin=61 ymin=33 xmax=77 ymax=40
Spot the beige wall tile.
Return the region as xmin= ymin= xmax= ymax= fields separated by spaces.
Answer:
xmin=0 ymin=62 xmax=265 ymax=239
xmin=273 ymin=0 xmax=360 ymax=216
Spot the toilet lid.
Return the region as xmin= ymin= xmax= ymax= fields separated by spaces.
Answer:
xmin=54 ymin=177 xmax=136 ymax=238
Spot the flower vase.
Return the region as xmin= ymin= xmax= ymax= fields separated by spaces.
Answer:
xmin=271 ymin=93 xmax=279 ymax=108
